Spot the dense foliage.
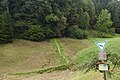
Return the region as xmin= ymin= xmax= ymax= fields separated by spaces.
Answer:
xmin=0 ymin=0 xmax=120 ymax=43
xmin=95 ymin=9 xmax=114 ymax=37
xmin=0 ymin=0 xmax=13 ymax=43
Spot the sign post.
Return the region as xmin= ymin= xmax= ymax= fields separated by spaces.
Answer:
xmin=96 ymin=41 xmax=108 ymax=80
xmin=98 ymin=63 xmax=108 ymax=71
xmin=104 ymin=71 xmax=107 ymax=80
xmin=98 ymin=52 xmax=107 ymax=60
xmin=96 ymin=42 xmax=106 ymax=52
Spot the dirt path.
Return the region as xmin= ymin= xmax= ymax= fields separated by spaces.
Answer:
xmin=4 ymin=70 xmax=106 ymax=80
xmin=4 ymin=70 xmax=75 ymax=80
xmin=22 ymin=70 xmax=75 ymax=80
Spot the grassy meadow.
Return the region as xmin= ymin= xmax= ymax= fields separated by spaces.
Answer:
xmin=0 ymin=39 xmax=62 ymax=79
xmin=0 ymin=37 xmax=120 ymax=80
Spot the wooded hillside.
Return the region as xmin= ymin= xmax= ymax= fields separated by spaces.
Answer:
xmin=0 ymin=0 xmax=120 ymax=43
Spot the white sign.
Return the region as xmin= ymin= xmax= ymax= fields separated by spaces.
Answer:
xmin=96 ymin=42 xmax=106 ymax=52
xmin=98 ymin=52 xmax=107 ymax=60
xmin=99 ymin=64 xmax=108 ymax=71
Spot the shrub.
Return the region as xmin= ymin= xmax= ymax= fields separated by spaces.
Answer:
xmin=0 ymin=11 xmax=13 ymax=44
xmin=95 ymin=9 xmax=114 ymax=34
xmin=115 ymin=28 xmax=120 ymax=34
xmin=68 ymin=25 xmax=88 ymax=39
xmin=24 ymin=25 xmax=46 ymax=41
xmin=13 ymin=26 xmax=29 ymax=39
xmin=87 ymin=30 xmax=114 ymax=38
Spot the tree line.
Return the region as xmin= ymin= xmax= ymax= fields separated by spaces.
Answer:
xmin=0 ymin=0 xmax=120 ymax=43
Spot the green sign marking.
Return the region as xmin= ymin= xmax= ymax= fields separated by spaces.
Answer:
xmin=96 ymin=41 xmax=107 ymax=52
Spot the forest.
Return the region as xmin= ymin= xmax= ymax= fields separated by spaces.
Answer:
xmin=0 ymin=0 xmax=120 ymax=43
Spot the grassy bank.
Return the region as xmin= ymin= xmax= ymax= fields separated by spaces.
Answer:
xmin=0 ymin=39 xmax=61 ymax=78
xmin=0 ymin=37 xmax=120 ymax=80
xmin=6 ymin=39 xmax=72 ymax=76
xmin=76 ymin=37 xmax=120 ymax=79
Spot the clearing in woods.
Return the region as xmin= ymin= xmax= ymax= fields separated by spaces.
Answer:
xmin=0 ymin=37 xmax=120 ymax=80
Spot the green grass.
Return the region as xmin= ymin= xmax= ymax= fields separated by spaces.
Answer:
xmin=71 ymin=71 xmax=104 ymax=80
xmin=0 ymin=37 xmax=120 ymax=80
xmin=61 ymin=38 xmax=91 ymax=63
xmin=0 ymin=38 xmax=72 ymax=78
xmin=76 ymin=37 xmax=120 ymax=80
xmin=54 ymin=39 xmax=72 ymax=64
xmin=0 ymin=39 xmax=62 ymax=78
xmin=51 ymin=39 xmax=70 ymax=64
xmin=87 ymin=30 xmax=115 ymax=38
xmin=10 ymin=64 xmax=69 ymax=75
xmin=10 ymin=39 xmax=72 ymax=76
xmin=77 ymin=37 xmax=120 ymax=64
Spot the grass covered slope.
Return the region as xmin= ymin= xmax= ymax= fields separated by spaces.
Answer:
xmin=76 ymin=37 xmax=120 ymax=80
xmin=77 ymin=37 xmax=120 ymax=65
xmin=0 ymin=37 xmax=120 ymax=80
xmin=0 ymin=39 xmax=61 ymax=78
xmin=61 ymin=38 xmax=91 ymax=62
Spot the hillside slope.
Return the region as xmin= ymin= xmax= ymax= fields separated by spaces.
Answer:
xmin=0 ymin=37 xmax=120 ymax=80
xmin=0 ymin=39 xmax=62 ymax=79
xmin=77 ymin=37 xmax=120 ymax=65
xmin=75 ymin=37 xmax=120 ymax=80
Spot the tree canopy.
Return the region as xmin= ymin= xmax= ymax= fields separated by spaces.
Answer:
xmin=0 ymin=0 xmax=120 ymax=43
xmin=95 ymin=9 xmax=113 ymax=37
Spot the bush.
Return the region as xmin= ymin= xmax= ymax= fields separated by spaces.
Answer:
xmin=87 ymin=30 xmax=114 ymax=38
xmin=13 ymin=26 xmax=29 ymax=39
xmin=68 ymin=25 xmax=88 ymax=39
xmin=24 ymin=25 xmax=55 ymax=41
xmin=0 ymin=11 xmax=13 ymax=44
xmin=109 ymin=28 xmax=115 ymax=34
xmin=24 ymin=25 xmax=46 ymax=41
xmin=100 ymin=32 xmax=114 ymax=38
xmin=0 ymin=34 xmax=13 ymax=44
xmin=115 ymin=28 xmax=120 ymax=34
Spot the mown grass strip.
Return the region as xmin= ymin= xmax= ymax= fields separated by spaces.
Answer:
xmin=54 ymin=39 xmax=72 ymax=64
xmin=9 ymin=64 xmax=69 ymax=75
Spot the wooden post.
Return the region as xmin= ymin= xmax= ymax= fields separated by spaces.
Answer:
xmin=104 ymin=71 xmax=107 ymax=80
